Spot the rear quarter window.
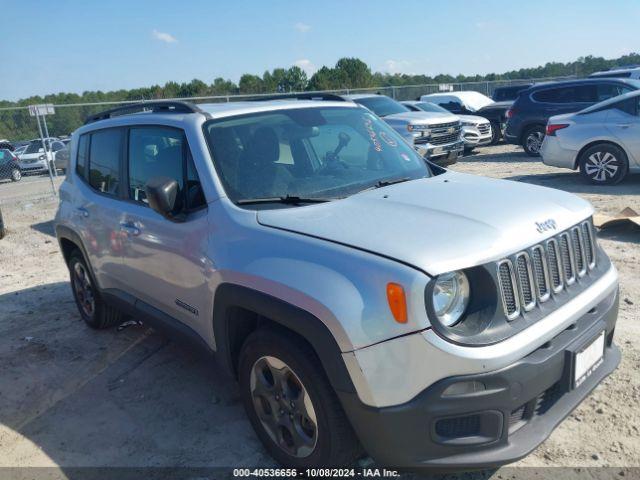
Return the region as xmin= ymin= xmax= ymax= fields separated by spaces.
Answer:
xmin=76 ymin=135 xmax=89 ymax=178
xmin=87 ymin=129 xmax=123 ymax=196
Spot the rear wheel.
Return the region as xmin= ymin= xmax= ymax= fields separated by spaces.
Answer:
xmin=522 ymin=125 xmax=545 ymax=156
xmin=68 ymin=251 xmax=122 ymax=329
xmin=11 ymin=168 xmax=21 ymax=182
xmin=238 ymin=328 xmax=361 ymax=468
xmin=579 ymin=143 xmax=628 ymax=185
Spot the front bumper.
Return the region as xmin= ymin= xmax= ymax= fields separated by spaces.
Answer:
xmin=461 ymin=126 xmax=492 ymax=148
xmin=18 ymin=160 xmax=48 ymax=172
xmin=415 ymin=140 xmax=464 ymax=166
xmin=339 ymin=288 xmax=620 ymax=470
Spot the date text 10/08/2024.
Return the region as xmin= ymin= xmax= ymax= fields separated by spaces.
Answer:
xmin=233 ymin=468 xmax=400 ymax=477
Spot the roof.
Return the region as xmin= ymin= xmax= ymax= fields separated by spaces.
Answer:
xmin=343 ymin=93 xmax=379 ymax=100
xmin=199 ymin=99 xmax=355 ymax=119
xmin=421 ymin=91 xmax=494 ymax=111
xmin=527 ymin=77 xmax=640 ymax=90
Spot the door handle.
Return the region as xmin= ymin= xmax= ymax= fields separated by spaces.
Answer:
xmin=616 ymin=124 xmax=631 ymax=129
xmin=76 ymin=207 xmax=89 ymax=218
xmin=119 ymin=223 xmax=141 ymax=236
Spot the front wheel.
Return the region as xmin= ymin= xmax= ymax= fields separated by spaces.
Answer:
xmin=238 ymin=328 xmax=362 ymax=468
xmin=11 ymin=168 xmax=21 ymax=182
xmin=522 ymin=125 xmax=545 ymax=156
xmin=490 ymin=122 xmax=501 ymax=144
xmin=68 ymin=251 xmax=122 ymax=329
xmin=579 ymin=143 xmax=629 ymax=185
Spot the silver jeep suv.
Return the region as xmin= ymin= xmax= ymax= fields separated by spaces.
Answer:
xmin=55 ymin=97 xmax=620 ymax=470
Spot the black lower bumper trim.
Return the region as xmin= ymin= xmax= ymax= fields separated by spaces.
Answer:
xmin=339 ymin=289 xmax=620 ymax=470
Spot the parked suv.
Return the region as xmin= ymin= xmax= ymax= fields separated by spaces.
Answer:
xmin=421 ymin=91 xmax=510 ymax=144
xmin=505 ymin=78 xmax=640 ymax=156
xmin=55 ymin=98 xmax=620 ymax=470
xmin=402 ymin=100 xmax=492 ymax=152
xmin=18 ymin=138 xmax=67 ymax=174
xmin=346 ymin=94 xmax=463 ymax=166
xmin=491 ymin=84 xmax=533 ymax=102
xmin=589 ymin=66 xmax=640 ymax=80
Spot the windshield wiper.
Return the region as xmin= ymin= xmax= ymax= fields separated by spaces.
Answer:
xmin=373 ymin=177 xmax=412 ymax=189
xmin=236 ymin=195 xmax=333 ymax=206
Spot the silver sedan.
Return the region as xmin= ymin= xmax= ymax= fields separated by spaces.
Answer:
xmin=541 ymin=90 xmax=640 ymax=184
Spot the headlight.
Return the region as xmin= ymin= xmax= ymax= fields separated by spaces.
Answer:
xmin=432 ymin=271 xmax=470 ymax=327
xmin=461 ymin=121 xmax=475 ymax=127
xmin=407 ymin=124 xmax=430 ymax=132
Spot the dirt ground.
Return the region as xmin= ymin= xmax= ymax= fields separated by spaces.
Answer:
xmin=0 ymin=145 xmax=638 ymax=478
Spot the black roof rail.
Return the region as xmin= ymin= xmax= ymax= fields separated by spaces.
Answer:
xmin=84 ymin=101 xmax=204 ymax=124
xmin=247 ymin=92 xmax=348 ymax=102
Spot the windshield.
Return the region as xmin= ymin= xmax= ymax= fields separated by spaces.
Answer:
xmin=203 ymin=106 xmax=430 ymax=206
xmin=353 ymin=96 xmax=410 ymax=117
xmin=24 ymin=140 xmax=46 ymax=154
xmin=414 ymin=102 xmax=450 ymax=114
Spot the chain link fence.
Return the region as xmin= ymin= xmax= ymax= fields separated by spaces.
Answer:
xmin=0 ymin=75 xmax=575 ymax=207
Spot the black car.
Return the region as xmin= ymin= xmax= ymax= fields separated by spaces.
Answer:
xmin=491 ymin=84 xmax=533 ymax=102
xmin=0 ymin=148 xmax=22 ymax=182
xmin=504 ymin=78 xmax=640 ymax=156
xmin=424 ymin=92 xmax=510 ymax=144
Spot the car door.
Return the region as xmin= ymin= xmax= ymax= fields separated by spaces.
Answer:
xmin=75 ymin=128 xmax=130 ymax=291
xmin=117 ymin=125 xmax=210 ymax=332
xmin=607 ymin=96 xmax=640 ymax=168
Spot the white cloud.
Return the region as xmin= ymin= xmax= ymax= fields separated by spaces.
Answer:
xmin=152 ymin=29 xmax=178 ymax=44
xmin=294 ymin=22 xmax=311 ymax=33
xmin=294 ymin=59 xmax=317 ymax=75
xmin=382 ymin=59 xmax=414 ymax=74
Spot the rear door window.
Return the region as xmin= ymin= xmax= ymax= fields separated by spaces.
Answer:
xmin=87 ymin=129 xmax=123 ymax=196
xmin=533 ymin=87 xmax=582 ymax=103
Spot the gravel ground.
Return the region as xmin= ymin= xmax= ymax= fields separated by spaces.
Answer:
xmin=0 ymin=145 xmax=638 ymax=478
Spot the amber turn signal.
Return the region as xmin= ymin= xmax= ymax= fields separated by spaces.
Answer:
xmin=386 ymin=282 xmax=408 ymax=324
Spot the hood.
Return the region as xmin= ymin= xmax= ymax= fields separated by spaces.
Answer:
xmin=257 ymin=171 xmax=593 ymax=275
xmin=19 ymin=152 xmax=46 ymax=161
xmin=457 ymin=114 xmax=489 ymax=124
xmin=384 ymin=111 xmax=460 ymax=125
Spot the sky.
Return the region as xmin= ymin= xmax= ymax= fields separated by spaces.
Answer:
xmin=1 ymin=0 xmax=638 ymax=101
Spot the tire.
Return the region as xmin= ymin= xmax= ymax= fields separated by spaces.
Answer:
xmin=0 ymin=208 xmax=5 ymax=240
xmin=11 ymin=168 xmax=21 ymax=182
xmin=522 ymin=125 xmax=545 ymax=156
xmin=463 ymin=147 xmax=474 ymax=155
xmin=238 ymin=328 xmax=362 ymax=468
xmin=68 ymin=251 xmax=122 ymax=329
xmin=490 ymin=122 xmax=501 ymax=145
xmin=579 ymin=143 xmax=629 ymax=185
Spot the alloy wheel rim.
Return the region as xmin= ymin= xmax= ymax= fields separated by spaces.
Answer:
xmin=73 ymin=262 xmax=95 ymax=317
xmin=585 ymin=151 xmax=619 ymax=182
xmin=250 ymin=356 xmax=318 ymax=458
xmin=12 ymin=169 xmax=21 ymax=180
xmin=526 ymin=131 xmax=544 ymax=153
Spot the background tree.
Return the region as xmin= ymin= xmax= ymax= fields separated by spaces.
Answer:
xmin=2 ymin=52 xmax=639 ymax=139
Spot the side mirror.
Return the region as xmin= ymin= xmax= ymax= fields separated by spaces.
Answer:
xmin=145 ymin=176 xmax=181 ymax=220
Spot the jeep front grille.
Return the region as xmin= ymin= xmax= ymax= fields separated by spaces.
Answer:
xmin=496 ymin=220 xmax=596 ymax=320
